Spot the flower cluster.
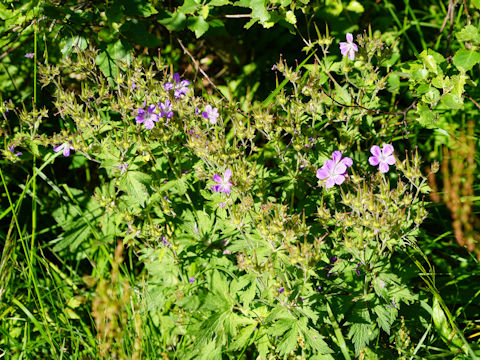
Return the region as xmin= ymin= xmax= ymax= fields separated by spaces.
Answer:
xmin=317 ymin=144 xmax=396 ymax=188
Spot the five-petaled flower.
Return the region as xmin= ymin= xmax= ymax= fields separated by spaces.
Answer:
xmin=212 ymin=169 xmax=233 ymax=194
xmin=369 ymin=144 xmax=396 ymax=173
xmin=135 ymin=104 xmax=159 ymax=130
xmin=54 ymin=142 xmax=75 ymax=157
xmin=202 ymin=104 xmax=219 ymax=124
xmin=339 ymin=33 xmax=358 ymax=60
xmin=9 ymin=145 xmax=22 ymax=156
xmin=164 ymin=73 xmax=190 ymax=99
xmin=316 ymin=151 xmax=353 ymax=188
xmin=158 ymin=99 xmax=174 ymax=119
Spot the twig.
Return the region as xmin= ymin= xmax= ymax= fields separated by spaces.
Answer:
xmin=177 ymin=38 xmax=226 ymax=101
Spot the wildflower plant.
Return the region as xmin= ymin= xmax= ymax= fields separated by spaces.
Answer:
xmin=3 ymin=18 xmax=477 ymax=357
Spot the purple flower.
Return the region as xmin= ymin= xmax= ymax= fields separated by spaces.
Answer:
xmin=386 ymin=298 xmax=397 ymax=309
xmin=135 ymin=104 xmax=159 ymax=130
xmin=53 ymin=142 xmax=75 ymax=157
xmin=9 ymin=145 xmax=22 ymax=156
xmin=212 ymin=169 xmax=233 ymax=194
xmin=202 ymin=104 xmax=219 ymax=124
xmin=161 ymin=236 xmax=171 ymax=247
xmin=330 ymin=256 xmax=337 ymax=263
xmin=189 ymin=277 xmax=195 ymax=284
xmin=339 ymin=33 xmax=358 ymax=61
xmin=369 ymin=144 xmax=396 ymax=173
xmin=218 ymin=202 xmax=226 ymax=208
xmin=278 ymin=287 xmax=285 ymax=294
xmin=158 ymin=99 xmax=174 ymax=119
xmin=316 ymin=151 xmax=353 ymax=188
xmin=25 ymin=53 xmax=35 ymax=58
xmin=164 ymin=73 xmax=191 ymax=99
xmin=118 ymin=162 xmax=128 ymax=174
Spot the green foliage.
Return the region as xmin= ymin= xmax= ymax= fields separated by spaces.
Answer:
xmin=2 ymin=0 xmax=480 ymax=359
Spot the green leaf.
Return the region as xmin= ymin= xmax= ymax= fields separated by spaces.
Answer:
xmin=374 ymin=305 xmax=395 ymax=334
xmin=61 ymin=36 xmax=88 ymax=56
xmin=278 ymin=327 xmax=298 ymax=356
xmin=187 ymin=16 xmax=209 ymax=37
xmin=119 ymin=171 xmax=151 ymax=208
xmin=453 ymin=49 xmax=480 ymax=71
xmin=441 ymin=94 xmax=463 ymax=110
xmin=120 ymin=20 xmax=162 ymax=48
xmin=95 ymin=39 xmax=132 ymax=78
xmin=178 ymin=0 xmax=201 ymax=14
xmin=229 ymin=323 xmax=257 ymax=350
xmin=456 ymin=25 xmax=480 ymax=43
xmin=346 ymin=0 xmax=364 ymax=13
xmin=158 ymin=10 xmax=186 ymax=31
xmin=121 ymin=0 xmax=158 ymax=17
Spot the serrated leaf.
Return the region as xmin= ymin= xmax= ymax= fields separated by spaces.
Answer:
xmin=278 ymin=327 xmax=298 ymax=356
xmin=158 ymin=10 xmax=186 ymax=31
xmin=374 ymin=305 xmax=395 ymax=334
xmin=441 ymin=93 xmax=463 ymax=110
xmin=267 ymin=318 xmax=296 ymax=337
xmin=119 ymin=171 xmax=151 ymax=207
xmin=229 ymin=323 xmax=257 ymax=350
xmin=453 ymin=49 xmax=480 ymax=71
xmin=178 ymin=0 xmax=201 ymax=13
xmin=187 ymin=15 xmax=209 ymax=37
xmin=239 ymin=282 xmax=256 ymax=307
xmin=456 ymin=25 xmax=480 ymax=43
xmin=347 ymin=304 xmax=373 ymax=355
xmin=249 ymin=0 xmax=270 ymax=24
xmin=95 ymin=39 xmax=132 ymax=78
xmin=61 ymin=36 xmax=88 ymax=56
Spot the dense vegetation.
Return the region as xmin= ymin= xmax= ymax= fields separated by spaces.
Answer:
xmin=1 ymin=0 xmax=480 ymax=359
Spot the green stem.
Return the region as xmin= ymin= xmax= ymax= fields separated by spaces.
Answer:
xmin=326 ymin=301 xmax=352 ymax=360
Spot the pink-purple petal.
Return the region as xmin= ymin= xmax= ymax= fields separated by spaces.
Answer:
xmin=386 ymin=155 xmax=396 ymax=165
xmin=379 ymin=162 xmax=389 ymax=173
xmin=325 ymin=177 xmax=336 ymax=188
xmin=369 ymin=156 xmax=380 ymax=166
xmin=370 ymin=145 xmax=381 ymax=157
xmin=213 ymin=174 xmax=222 ymax=183
xmin=333 ymin=163 xmax=347 ymax=176
xmin=334 ymin=174 xmax=346 ymax=185
xmin=332 ymin=151 xmax=342 ymax=162
xmin=316 ymin=168 xmax=328 ymax=179
xmin=346 ymin=33 xmax=353 ymax=42
xmin=341 ymin=157 xmax=353 ymax=167
xmin=224 ymin=169 xmax=232 ymax=181
xmin=382 ymin=144 xmax=394 ymax=156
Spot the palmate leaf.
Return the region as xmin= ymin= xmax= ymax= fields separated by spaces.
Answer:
xmin=118 ymin=170 xmax=151 ymax=208
xmin=277 ymin=326 xmax=299 ymax=356
xmin=297 ymin=318 xmax=332 ymax=355
xmin=347 ymin=303 xmax=376 ymax=355
xmin=229 ymin=323 xmax=257 ymax=351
